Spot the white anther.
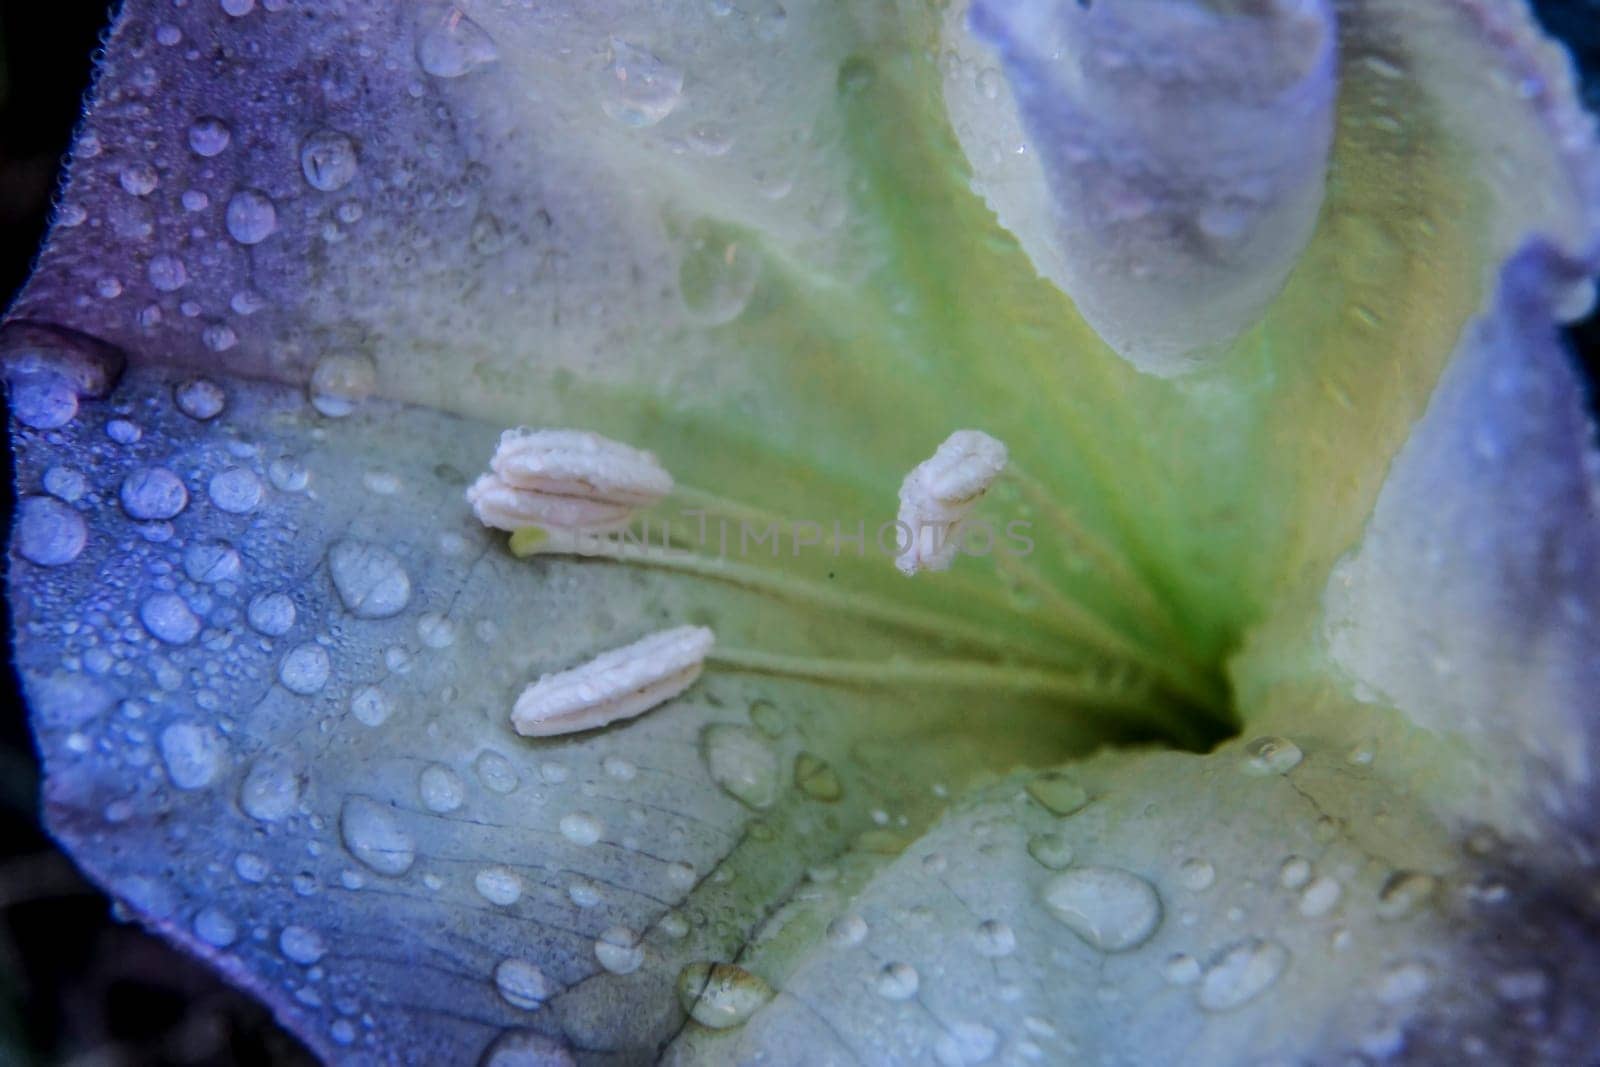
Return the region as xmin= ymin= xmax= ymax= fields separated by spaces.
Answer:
xmin=467 ymin=428 xmax=673 ymax=533
xmin=512 ymin=626 xmax=714 ymax=737
xmin=895 ymin=430 xmax=1008 ymax=576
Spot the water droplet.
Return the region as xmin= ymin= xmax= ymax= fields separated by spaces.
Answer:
xmin=220 ymin=0 xmax=255 ymax=16
xmin=350 ymin=686 xmax=393 ymax=727
xmin=300 ymin=129 xmax=359 ymax=191
xmin=1026 ymin=770 xmax=1090 ymax=815
xmin=183 ymin=540 xmax=242 ymax=584
xmin=1298 ymin=875 xmax=1342 ymax=918
xmin=479 ymin=1030 xmax=575 ymax=1067
xmin=701 ymin=724 xmax=779 ymax=809
xmin=1026 ymin=832 xmax=1074 ymax=870
xmin=417 ymin=613 xmax=456 ymax=649
xmin=225 ymin=188 xmax=277 ymax=245
xmin=934 ymin=1021 xmax=998 ymax=1066
xmin=494 ymin=959 xmax=553 ymax=1009
xmin=279 ymin=924 xmax=326 ymax=964
xmin=1376 ymin=871 xmax=1436 ymax=920
xmin=14 ymin=496 xmax=87 ymax=566
xmin=147 ymin=253 xmax=187 ymax=291
xmin=568 ymin=879 xmax=603 ymax=908
xmin=8 ymin=372 xmax=78 ymax=428
xmin=602 ymin=755 xmax=638 ymax=781
xmin=417 ymin=7 xmax=498 ymax=78
xmin=748 ymin=699 xmax=784 ymax=737
xmin=1178 ymin=858 xmax=1215 ymax=892
xmin=269 ymin=457 xmax=310 ymax=492
xmin=141 ymin=593 xmax=201 ymax=644
xmin=826 ymin=913 xmax=868 ymax=947
xmin=173 ymin=377 xmax=227 ymax=420
xmin=687 ymin=122 xmax=734 ymax=156
xmin=160 ymin=721 xmax=227 ymax=788
xmin=1278 ymin=856 xmax=1312 ymax=890
xmin=794 ymin=752 xmax=842 ymax=802
xmin=206 ymin=467 xmax=262 ymax=514
xmin=559 ymin=812 xmax=603 ymax=847
xmin=187 ymin=116 xmax=232 ymax=157
xmin=340 ymin=796 xmax=416 ymax=876
xmin=600 ymin=39 xmax=683 ymax=127
xmin=247 ymin=591 xmax=296 ymax=636
xmin=1197 ymin=938 xmax=1289 ymax=1012
xmin=1163 ymin=952 xmax=1202 ymax=985
xmin=1040 ymin=867 xmax=1162 ymax=952
xmin=676 ymin=961 xmax=774 ymax=1029
xmin=474 ymin=750 xmax=519 ymax=793
xmin=679 ymin=223 xmax=760 ymax=325
xmin=418 ymin=764 xmax=465 ymax=812
xmin=1377 ymin=960 xmax=1432 ymax=1004
xmin=106 ymin=418 xmax=141 ymax=444
xmin=1241 ymin=736 xmax=1303 ymax=776
xmin=874 ymin=961 xmax=920 ymax=1000
xmin=973 ymin=919 xmax=1016 ymax=958
xmin=240 ymin=754 xmax=301 ymax=821
xmin=234 ymin=852 xmax=270 ymax=883
xmin=120 ymin=467 xmax=188 ymax=520
xmin=194 ymin=906 xmax=238 ymax=947
xmin=327 ymin=539 xmax=411 ymax=619
xmin=308 ymin=352 xmax=378 ymax=417
xmin=659 ymin=910 xmax=690 ymax=939
xmin=594 ymin=926 xmax=643 ymax=974
xmin=475 ymin=867 xmax=524 ymax=906
xmin=119 ymin=162 xmax=158 ymax=196
xmin=279 ymin=643 xmax=331 ymax=695
xmin=1494 ymin=967 xmax=1549 ymax=1003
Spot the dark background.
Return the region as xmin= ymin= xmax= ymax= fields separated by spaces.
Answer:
xmin=1 ymin=1 xmax=1597 ymax=1064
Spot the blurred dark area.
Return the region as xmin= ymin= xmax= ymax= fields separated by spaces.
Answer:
xmin=0 ymin=1 xmax=1598 ymax=1065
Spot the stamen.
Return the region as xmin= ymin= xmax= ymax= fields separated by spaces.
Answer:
xmin=896 ymin=430 xmax=1008 ymax=576
xmin=512 ymin=625 xmax=714 ymax=737
xmin=468 ymin=428 xmax=673 ymax=533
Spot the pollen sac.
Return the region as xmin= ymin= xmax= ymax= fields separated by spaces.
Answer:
xmin=466 ymin=427 xmax=673 ymax=533
xmin=896 ymin=430 xmax=1009 ymax=576
xmin=967 ymin=0 xmax=1337 ymax=375
xmin=511 ymin=625 xmax=715 ymax=737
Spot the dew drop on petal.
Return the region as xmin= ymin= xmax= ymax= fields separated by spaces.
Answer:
xmin=247 ymin=591 xmax=296 ymax=636
xmin=121 ymin=467 xmax=188 ymax=520
xmin=147 ymin=253 xmax=187 ymax=291
xmin=299 ymin=128 xmax=358 ymax=191
xmin=1298 ymin=875 xmax=1343 ymax=918
xmin=826 ymin=913 xmax=868 ymax=948
xmin=350 ymin=686 xmax=393 ymax=727
xmin=308 ymin=352 xmax=378 ymax=417
xmin=119 ymin=162 xmax=158 ymax=196
xmin=14 ymin=496 xmax=87 ymax=566
xmin=187 ymin=116 xmax=231 ymax=157
xmin=278 ymin=643 xmax=331 ymax=695
xmin=1241 ymin=736 xmax=1303 ymax=776
xmin=594 ymin=926 xmax=643 ymax=975
xmin=207 ymin=467 xmax=262 ymax=514
xmin=183 ymin=540 xmax=242 ymax=584
xmin=239 ymin=754 xmax=301 ymax=821
xmin=1040 ymin=866 xmax=1162 ymax=952
xmin=141 ymin=593 xmax=200 ymax=644
xmin=475 ymin=867 xmax=523 ymax=906
xmin=1376 ymin=871 xmax=1437 ymax=920
xmin=1163 ymin=952 xmax=1202 ymax=985
xmin=9 ymin=373 xmax=78 ymax=429
xmin=1179 ymin=858 xmax=1215 ymax=892
xmin=1278 ymin=856 xmax=1312 ymax=890
xmin=159 ymin=721 xmax=227 ymax=789
xmin=559 ymin=812 xmax=603 ymax=847
xmin=224 ymin=188 xmax=277 ymax=244
xmin=600 ymin=39 xmax=683 ymax=127
xmin=679 ymin=225 xmax=760 ymax=325
xmin=279 ymin=924 xmax=326 ymax=965
xmin=340 ymin=796 xmax=416 ymax=876
xmin=874 ymin=961 xmax=920 ymax=1000
xmin=675 ymin=961 xmax=774 ymax=1029
xmin=493 ymin=959 xmax=553 ymax=1010
xmin=794 ymin=752 xmax=842 ymax=802
xmin=1026 ymin=770 xmax=1091 ymax=815
xmin=701 ymin=724 xmax=779 ymax=809
xmin=327 ymin=539 xmax=411 ymax=618
xmin=474 ymin=750 xmax=518 ymax=793
xmin=1026 ymin=832 xmax=1074 ymax=870
xmin=973 ymin=919 xmax=1016 ymax=958
xmin=418 ymin=764 xmax=464 ymax=812
xmin=1197 ymin=938 xmax=1289 ymax=1012
xmin=417 ymin=7 xmax=498 ymax=78
xmin=193 ymin=906 xmax=238 ymax=947
xmin=602 ymin=755 xmax=638 ymax=781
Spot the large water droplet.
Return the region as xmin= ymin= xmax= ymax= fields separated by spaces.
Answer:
xmin=679 ymin=223 xmax=760 ymax=325
xmin=14 ymin=496 xmax=87 ymax=566
xmin=874 ymin=961 xmax=920 ymax=1000
xmin=1026 ymin=771 xmax=1090 ymax=815
xmin=278 ymin=643 xmax=331 ymax=695
xmin=474 ymin=750 xmax=519 ymax=793
xmin=1197 ymin=938 xmax=1289 ymax=1012
xmin=8 ymin=372 xmax=78 ymax=429
xmin=1040 ymin=867 xmax=1162 ymax=952
xmin=417 ymin=7 xmax=498 ymax=78
xmin=559 ymin=812 xmax=603 ymax=847
xmin=308 ymin=352 xmax=378 ymax=417
xmin=594 ymin=926 xmax=643 ymax=974
xmin=279 ymin=924 xmax=327 ymax=965
xmin=350 ymin=685 xmax=393 ymax=727
xmin=1241 ymin=736 xmax=1303 ymax=776
xmin=208 ymin=467 xmax=262 ymax=514
xmin=1278 ymin=856 xmax=1312 ymax=890
xmin=193 ymin=906 xmax=238 ymax=947
xmin=475 ymin=867 xmax=524 ymax=906
xmin=240 ymin=754 xmax=301 ymax=821
xmin=327 ymin=539 xmax=411 ymax=618
xmin=121 ymin=467 xmax=188 ymax=520
xmin=340 ymin=795 xmax=416 ymax=875
xmin=419 ymin=764 xmax=465 ymax=812
xmin=675 ymin=961 xmax=774 ymax=1029
xmin=1298 ymin=875 xmax=1342 ymax=918
xmin=183 ymin=540 xmax=242 ymax=584
xmin=141 ymin=593 xmax=201 ymax=644
xmin=187 ymin=116 xmax=232 ymax=157
xmin=174 ymin=376 xmax=226 ymax=420
xmin=600 ymin=39 xmax=683 ymax=127
xmin=1026 ymin=832 xmax=1074 ymax=870
xmin=479 ymin=1030 xmax=575 ymax=1067
xmin=225 ymin=188 xmax=277 ymax=245
xmin=160 ymin=721 xmax=228 ymax=789
xmin=299 ymin=128 xmax=359 ymax=192
xmin=119 ymin=162 xmax=158 ymax=196
xmin=147 ymin=253 xmax=188 ymax=292
xmin=493 ymin=959 xmax=553 ymax=1010
xmin=701 ymin=724 xmax=779 ymax=809
xmin=246 ymin=591 xmax=296 ymax=636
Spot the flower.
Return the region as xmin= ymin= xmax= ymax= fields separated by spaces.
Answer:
xmin=4 ymin=0 xmax=1598 ymax=1063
